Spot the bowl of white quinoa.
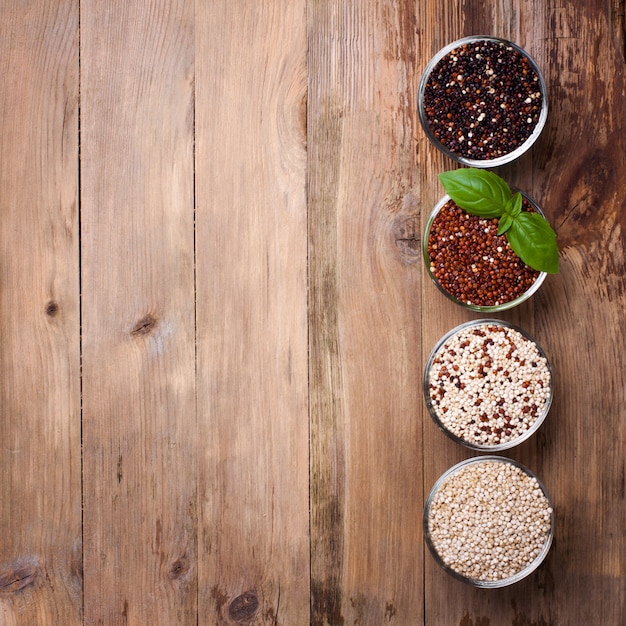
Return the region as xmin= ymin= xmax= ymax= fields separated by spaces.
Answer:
xmin=424 ymin=456 xmax=554 ymax=587
xmin=424 ymin=319 xmax=552 ymax=451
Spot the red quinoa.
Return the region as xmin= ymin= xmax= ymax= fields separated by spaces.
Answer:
xmin=427 ymin=199 xmax=540 ymax=307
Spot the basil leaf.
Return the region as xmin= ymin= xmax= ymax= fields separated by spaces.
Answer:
xmin=497 ymin=214 xmax=514 ymax=235
xmin=506 ymin=212 xmax=559 ymax=273
xmin=499 ymin=193 xmax=522 ymax=234
xmin=504 ymin=192 xmax=522 ymax=218
xmin=439 ymin=168 xmax=512 ymax=218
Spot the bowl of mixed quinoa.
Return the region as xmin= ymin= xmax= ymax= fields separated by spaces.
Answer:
xmin=423 ymin=193 xmax=547 ymax=311
xmin=418 ymin=36 xmax=548 ymax=167
xmin=424 ymin=456 xmax=554 ymax=586
xmin=424 ymin=320 xmax=552 ymax=451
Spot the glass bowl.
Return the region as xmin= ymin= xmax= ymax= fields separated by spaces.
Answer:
xmin=418 ymin=36 xmax=548 ymax=167
xmin=424 ymin=456 xmax=554 ymax=587
xmin=423 ymin=191 xmax=547 ymax=312
xmin=424 ymin=319 xmax=553 ymax=451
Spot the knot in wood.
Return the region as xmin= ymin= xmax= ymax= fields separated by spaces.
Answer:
xmin=228 ymin=590 xmax=259 ymax=622
xmin=168 ymin=556 xmax=189 ymax=580
xmin=393 ymin=215 xmax=422 ymax=263
xmin=45 ymin=300 xmax=59 ymax=317
xmin=0 ymin=557 xmax=40 ymax=593
xmin=131 ymin=313 xmax=158 ymax=337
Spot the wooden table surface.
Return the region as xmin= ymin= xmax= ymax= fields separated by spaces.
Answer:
xmin=1 ymin=1 xmax=625 ymax=624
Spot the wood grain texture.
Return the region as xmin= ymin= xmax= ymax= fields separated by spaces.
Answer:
xmin=0 ymin=0 xmax=625 ymax=624
xmin=80 ymin=1 xmax=197 ymax=623
xmin=531 ymin=1 xmax=626 ymax=623
xmin=194 ymin=2 xmax=310 ymax=624
xmin=308 ymin=2 xmax=424 ymax=624
xmin=0 ymin=2 xmax=81 ymax=624
xmin=420 ymin=1 xmax=626 ymax=625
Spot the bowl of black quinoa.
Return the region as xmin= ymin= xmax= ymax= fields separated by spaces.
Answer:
xmin=418 ymin=36 xmax=548 ymax=167
xmin=423 ymin=192 xmax=547 ymax=311
xmin=424 ymin=456 xmax=554 ymax=587
xmin=423 ymin=319 xmax=553 ymax=451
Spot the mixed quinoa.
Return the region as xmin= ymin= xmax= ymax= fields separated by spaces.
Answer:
xmin=426 ymin=322 xmax=551 ymax=447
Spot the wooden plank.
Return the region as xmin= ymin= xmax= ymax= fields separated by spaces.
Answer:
xmin=194 ymin=2 xmax=310 ymax=623
xmin=417 ymin=6 xmax=471 ymax=621
xmin=418 ymin=2 xmax=532 ymax=622
xmin=528 ymin=0 xmax=626 ymax=623
xmin=80 ymin=1 xmax=197 ymax=623
xmin=0 ymin=1 xmax=623 ymax=622
xmin=421 ymin=1 xmax=626 ymax=624
xmin=308 ymin=2 xmax=424 ymax=623
xmin=0 ymin=2 xmax=81 ymax=624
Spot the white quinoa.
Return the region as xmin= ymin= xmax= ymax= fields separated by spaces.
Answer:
xmin=427 ymin=459 xmax=553 ymax=582
xmin=427 ymin=322 xmax=551 ymax=447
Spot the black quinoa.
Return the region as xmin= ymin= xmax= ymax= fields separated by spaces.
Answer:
xmin=422 ymin=39 xmax=543 ymax=160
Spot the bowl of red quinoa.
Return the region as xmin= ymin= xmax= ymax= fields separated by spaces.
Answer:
xmin=424 ymin=320 xmax=552 ymax=451
xmin=424 ymin=192 xmax=547 ymax=311
xmin=424 ymin=456 xmax=554 ymax=587
xmin=418 ymin=36 xmax=548 ymax=167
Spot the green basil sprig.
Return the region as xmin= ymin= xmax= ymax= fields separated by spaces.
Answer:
xmin=438 ymin=168 xmax=559 ymax=274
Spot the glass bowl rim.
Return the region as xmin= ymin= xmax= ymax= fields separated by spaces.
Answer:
xmin=423 ymin=455 xmax=555 ymax=587
xmin=417 ymin=35 xmax=549 ymax=168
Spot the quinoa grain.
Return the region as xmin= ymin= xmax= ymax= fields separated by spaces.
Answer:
xmin=422 ymin=39 xmax=544 ymax=161
xmin=427 ymin=199 xmax=541 ymax=307
xmin=426 ymin=322 xmax=551 ymax=448
xmin=426 ymin=458 xmax=553 ymax=583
